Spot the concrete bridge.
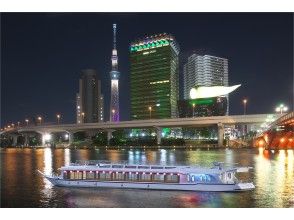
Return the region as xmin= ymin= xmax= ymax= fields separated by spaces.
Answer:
xmin=1 ymin=113 xmax=278 ymax=147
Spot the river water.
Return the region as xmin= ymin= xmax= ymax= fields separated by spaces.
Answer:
xmin=1 ymin=147 xmax=294 ymax=208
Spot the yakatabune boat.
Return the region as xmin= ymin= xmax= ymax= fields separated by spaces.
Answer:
xmin=39 ymin=161 xmax=255 ymax=192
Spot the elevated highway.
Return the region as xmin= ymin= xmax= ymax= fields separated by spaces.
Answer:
xmin=1 ymin=113 xmax=278 ymax=147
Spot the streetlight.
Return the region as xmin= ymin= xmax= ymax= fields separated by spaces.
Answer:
xmin=81 ymin=112 xmax=85 ymax=123
xmin=243 ymin=99 xmax=247 ymax=115
xmin=275 ymin=104 xmax=288 ymax=114
xmin=38 ymin=116 xmax=42 ymax=125
xmin=25 ymin=119 xmax=29 ymax=126
xmin=56 ymin=114 xmax=61 ymax=124
xmin=192 ymin=103 xmax=195 ymax=117
xmin=11 ymin=123 xmax=15 ymax=128
xmin=17 ymin=121 xmax=20 ymax=127
xmin=148 ymin=106 xmax=152 ymax=119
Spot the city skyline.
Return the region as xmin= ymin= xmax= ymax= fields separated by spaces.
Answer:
xmin=1 ymin=13 xmax=293 ymax=126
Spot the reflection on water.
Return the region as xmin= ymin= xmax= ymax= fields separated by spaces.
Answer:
xmin=1 ymin=147 xmax=294 ymax=207
xmin=254 ymin=148 xmax=294 ymax=207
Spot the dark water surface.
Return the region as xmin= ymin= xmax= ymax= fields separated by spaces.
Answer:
xmin=1 ymin=147 xmax=294 ymax=207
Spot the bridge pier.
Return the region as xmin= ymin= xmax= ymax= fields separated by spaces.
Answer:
xmin=11 ymin=134 xmax=18 ymax=146
xmin=68 ymin=132 xmax=74 ymax=145
xmin=218 ymin=123 xmax=224 ymax=147
xmin=107 ymin=130 xmax=115 ymax=145
xmin=35 ymin=131 xmax=50 ymax=146
xmin=23 ymin=134 xmax=29 ymax=146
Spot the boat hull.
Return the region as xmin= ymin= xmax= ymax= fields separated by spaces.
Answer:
xmin=44 ymin=176 xmax=254 ymax=192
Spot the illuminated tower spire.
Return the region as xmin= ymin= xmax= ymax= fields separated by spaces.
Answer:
xmin=110 ymin=23 xmax=120 ymax=122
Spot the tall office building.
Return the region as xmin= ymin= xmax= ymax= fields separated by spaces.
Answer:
xmin=130 ymin=33 xmax=180 ymax=120
xmin=183 ymin=54 xmax=229 ymax=113
xmin=76 ymin=69 xmax=104 ymax=123
xmin=109 ymin=24 xmax=120 ymax=122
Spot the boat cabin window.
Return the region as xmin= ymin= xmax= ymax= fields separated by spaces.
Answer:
xmin=151 ymin=166 xmax=163 ymax=169
xmin=139 ymin=173 xmax=152 ymax=181
xmin=113 ymin=172 xmax=124 ymax=181
xmin=153 ymin=174 xmax=165 ymax=182
xmin=99 ymin=165 xmax=111 ymax=168
xmin=138 ymin=166 xmax=149 ymax=169
xmin=126 ymin=173 xmax=138 ymax=181
xmin=125 ymin=165 xmax=136 ymax=169
xmin=165 ymin=167 xmax=176 ymax=169
xmin=86 ymin=171 xmax=95 ymax=179
xmin=189 ymin=174 xmax=213 ymax=183
xmin=99 ymin=172 xmax=112 ymax=180
xmin=112 ymin=165 xmax=123 ymax=168
xmin=165 ymin=174 xmax=179 ymax=183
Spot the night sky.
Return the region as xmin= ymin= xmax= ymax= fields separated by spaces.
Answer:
xmin=1 ymin=13 xmax=293 ymax=127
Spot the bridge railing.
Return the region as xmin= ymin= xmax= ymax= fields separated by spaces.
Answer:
xmin=268 ymin=111 xmax=293 ymax=128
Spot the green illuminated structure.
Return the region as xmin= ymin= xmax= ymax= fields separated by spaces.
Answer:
xmin=130 ymin=33 xmax=180 ymax=120
xmin=178 ymin=97 xmax=227 ymax=118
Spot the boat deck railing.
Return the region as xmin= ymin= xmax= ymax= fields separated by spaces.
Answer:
xmin=71 ymin=160 xmax=129 ymax=166
xmin=68 ymin=161 xmax=245 ymax=172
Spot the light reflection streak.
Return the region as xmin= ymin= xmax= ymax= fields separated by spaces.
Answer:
xmin=225 ymin=148 xmax=233 ymax=165
xmin=64 ymin=148 xmax=70 ymax=166
xmin=254 ymin=147 xmax=272 ymax=206
xmin=43 ymin=148 xmax=52 ymax=176
xmin=254 ymin=148 xmax=294 ymax=207
xmin=286 ymin=150 xmax=293 ymax=178
xmin=128 ymin=150 xmax=134 ymax=164
xmin=160 ymin=149 xmax=167 ymax=165
xmin=42 ymin=147 xmax=53 ymax=200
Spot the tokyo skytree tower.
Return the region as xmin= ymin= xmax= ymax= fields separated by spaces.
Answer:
xmin=109 ymin=24 xmax=120 ymax=122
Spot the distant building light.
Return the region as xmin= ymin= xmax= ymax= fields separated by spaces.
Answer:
xmin=156 ymin=103 xmax=160 ymax=107
xmin=77 ymin=106 xmax=80 ymax=109
xmin=150 ymin=80 xmax=169 ymax=85
xmin=142 ymin=50 xmax=156 ymax=55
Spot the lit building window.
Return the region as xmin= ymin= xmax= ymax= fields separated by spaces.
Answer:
xmin=150 ymin=80 xmax=169 ymax=85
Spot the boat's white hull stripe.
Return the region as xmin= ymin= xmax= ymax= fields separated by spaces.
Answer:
xmin=45 ymin=177 xmax=254 ymax=192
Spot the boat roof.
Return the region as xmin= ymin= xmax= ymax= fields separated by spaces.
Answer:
xmin=59 ymin=161 xmax=248 ymax=174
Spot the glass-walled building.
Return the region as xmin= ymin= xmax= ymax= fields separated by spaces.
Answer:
xmin=76 ymin=69 xmax=103 ymax=123
xmin=183 ymin=54 xmax=229 ymax=114
xmin=130 ymin=33 xmax=180 ymax=120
